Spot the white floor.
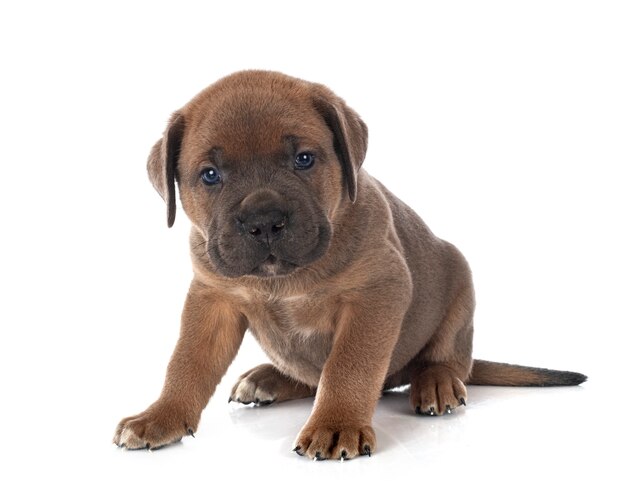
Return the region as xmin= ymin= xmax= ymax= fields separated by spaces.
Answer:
xmin=100 ymin=370 xmax=617 ymax=494
xmin=6 ymin=331 xmax=615 ymax=495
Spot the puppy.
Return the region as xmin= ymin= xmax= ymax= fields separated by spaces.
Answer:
xmin=114 ymin=70 xmax=585 ymax=460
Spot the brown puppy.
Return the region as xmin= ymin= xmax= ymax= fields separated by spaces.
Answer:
xmin=114 ymin=71 xmax=586 ymax=460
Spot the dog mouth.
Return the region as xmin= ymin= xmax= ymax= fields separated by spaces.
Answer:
xmin=250 ymin=253 xmax=299 ymax=277
xmin=206 ymin=209 xmax=332 ymax=279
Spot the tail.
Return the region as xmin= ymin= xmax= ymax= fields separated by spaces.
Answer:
xmin=467 ymin=359 xmax=587 ymax=387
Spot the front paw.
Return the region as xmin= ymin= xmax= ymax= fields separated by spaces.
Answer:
xmin=113 ymin=402 xmax=198 ymax=450
xmin=293 ymin=420 xmax=376 ymax=460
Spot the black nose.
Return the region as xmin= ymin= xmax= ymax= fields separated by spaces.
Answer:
xmin=240 ymin=209 xmax=288 ymax=241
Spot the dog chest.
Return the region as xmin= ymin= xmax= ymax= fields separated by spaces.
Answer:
xmin=242 ymin=294 xmax=337 ymax=385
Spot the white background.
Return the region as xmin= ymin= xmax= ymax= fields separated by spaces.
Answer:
xmin=1 ymin=1 xmax=624 ymax=493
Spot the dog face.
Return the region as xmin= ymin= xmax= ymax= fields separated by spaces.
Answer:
xmin=147 ymin=71 xmax=368 ymax=278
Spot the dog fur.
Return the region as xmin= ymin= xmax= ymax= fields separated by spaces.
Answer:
xmin=114 ymin=70 xmax=586 ymax=460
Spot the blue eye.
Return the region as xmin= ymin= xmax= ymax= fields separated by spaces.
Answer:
xmin=294 ymin=152 xmax=315 ymax=170
xmin=200 ymin=167 xmax=221 ymax=185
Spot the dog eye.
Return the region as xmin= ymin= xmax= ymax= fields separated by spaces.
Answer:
xmin=200 ymin=167 xmax=221 ymax=185
xmin=294 ymin=152 xmax=315 ymax=170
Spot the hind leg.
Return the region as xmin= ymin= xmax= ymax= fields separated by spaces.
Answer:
xmin=410 ymin=314 xmax=474 ymax=415
xmin=229 ymin=363 xmax=316 ymax=405
xmin=386 ymin=282 xmax=475 ymax=416
xmin=409 ymin=277 xmax=475 ymax=415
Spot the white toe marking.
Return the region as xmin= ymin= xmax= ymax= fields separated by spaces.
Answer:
xmin=234 ymin=377 xmax=276 ymax=403
xmin=235 ymin=378 xmax=256 ymax=401
xmin=254 ymin=385 xmax=275 ymax=402
xmin=119 ymin=427 xmax=133 ymax=445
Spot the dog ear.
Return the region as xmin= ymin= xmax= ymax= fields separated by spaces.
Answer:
xmin=147 ymin=112 xmax=185 ymax=227
xmin=312 ymin=87 xmax=368 ymax=202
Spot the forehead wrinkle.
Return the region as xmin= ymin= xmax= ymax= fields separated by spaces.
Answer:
xmin=184 ymin=87 xmax=333 ymax=164
xmin=203 ymin=119 xmax=329 ymax=163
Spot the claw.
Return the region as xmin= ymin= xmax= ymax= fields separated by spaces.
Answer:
xmin=145 ymin=443 xmax=151 ymax=450
xmin=459 ymin=397 xmax=466 ymax=406
xmin=429 ymin=406 xmax=435 ymax=416
xmin=446 ymin=405 xmax=452 ymax=414
xmin=187 ymin=428 xmax=195 ymax=438
xmin=293 ymin=446 xmax=304 ymax=456
xmin=363 ymin=445 xmax=371 ymax=457
xmin=340 ymin=450 xmax=348 ymax=461
xmin=314 ymin=451 xmax=325 ymax=461
xmin=228 ymin=397 xmax=232 ymax=403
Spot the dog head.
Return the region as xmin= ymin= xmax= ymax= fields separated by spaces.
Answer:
xmin=147 ymin=71 xmax=367 ymax=278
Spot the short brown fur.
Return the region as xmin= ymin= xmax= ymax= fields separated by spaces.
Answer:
xmin=114 ymin=70 xmax=586 ymax=459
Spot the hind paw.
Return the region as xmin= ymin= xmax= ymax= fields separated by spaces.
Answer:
xmin=229 ymin=363 xmax=315 ymax=405
xmin=411 ymin=365 xmax=467 ymax=416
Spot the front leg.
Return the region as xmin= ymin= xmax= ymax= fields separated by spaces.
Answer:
xmin=114 ymin=280 xmax=247 ymax=450
xmin=294 ymin=295 xmax=407 ymax=460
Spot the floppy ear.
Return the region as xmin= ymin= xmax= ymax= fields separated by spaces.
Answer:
xmin=312 ymin=87 xmax=368 ymax=202
xmin=147 ymin=112 xmax=186 ymax=228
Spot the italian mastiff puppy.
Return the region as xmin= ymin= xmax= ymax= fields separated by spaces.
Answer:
xmin=114 ymin=70 xmax=586 ymax=460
